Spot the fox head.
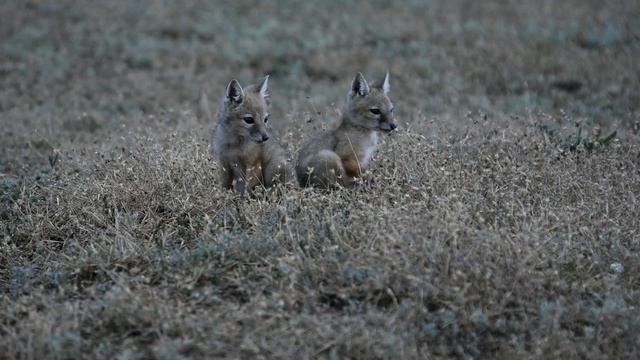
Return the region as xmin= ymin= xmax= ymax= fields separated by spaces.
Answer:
xmin=345 ymin=72 xmax=396 ymax=132
xmin=220 ymin=76 xmax=271 ymax=143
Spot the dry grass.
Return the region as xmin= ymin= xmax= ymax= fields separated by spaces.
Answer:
xmin=1 ymin=0 xmax=640 ymax=359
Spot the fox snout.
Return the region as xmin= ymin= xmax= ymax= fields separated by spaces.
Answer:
xmin=379 ymin=118 xmax=397 ymax=132
xmin=250 ymin=132 xmax=270 ymax=143
xmin=379 ymin=122 xmax=396 ymax=132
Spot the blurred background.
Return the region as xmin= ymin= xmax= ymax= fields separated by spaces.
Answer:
xmin=1 ymin=0 xmax=639 ymax=175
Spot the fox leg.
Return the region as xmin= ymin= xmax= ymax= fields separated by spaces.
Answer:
xmin=246 ymin=163 xmax=264 ymax=191
xmin=228 ymin=164 xmax=247 ymax=195
xmin=220 ymin=165 xmax=234 ymax=190
xmin=220 ymin=163 xmax=247 ymax=195
xmin=304 ymin=150 xmax=349 ymax=188
xmin=342 ymin=156 xmax=369 ymax=185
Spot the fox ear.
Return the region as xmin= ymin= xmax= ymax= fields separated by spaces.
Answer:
xmin=257 ymin=75 xmax=270 ymax=100
xmin=350 ymin=72 xmax=370 ymax=97
xmin=381 ymin=72 xmax=390 ymax=94
xmin=226 ymin=79 xmax=244 ymax=105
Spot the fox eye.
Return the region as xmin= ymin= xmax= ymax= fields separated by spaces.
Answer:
xmin=243 ymin=116 xmax=255 ymax=124
xmin=390 ymin=107 xmax=394 ymax=113
xmin=369 ymin=108 xmax=381 ymax=115
xmin=264 ymin=114 xmax=270 ymax=124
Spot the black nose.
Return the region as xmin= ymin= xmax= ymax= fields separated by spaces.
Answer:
xmin=262 ymin=134 xmax=269 ymax=142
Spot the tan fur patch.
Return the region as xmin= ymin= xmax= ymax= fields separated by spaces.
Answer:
xmin=342 ymin=155 xmax=363 ymax=177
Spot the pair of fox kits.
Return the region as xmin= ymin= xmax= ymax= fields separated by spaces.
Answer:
xmin=199 ymin=72 xmax=396 ymax=195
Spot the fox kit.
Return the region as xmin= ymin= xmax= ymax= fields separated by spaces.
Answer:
xmin=296 ymin=72 xmax=396 ymax=188
xmin=201 ymin=76 xmax=294 ymax=195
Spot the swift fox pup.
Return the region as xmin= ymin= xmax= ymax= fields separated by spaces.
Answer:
xmin=296 ymin=72 xmax=396 ymax=188
xmin=201 ymin=75 xmax=294 ymax=194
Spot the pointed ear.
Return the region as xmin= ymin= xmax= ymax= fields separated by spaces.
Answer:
xmin=226 ymin=79 xmax=244 ymax=105
xmin=350 ymin=72 xmax=370 ymax=97
xmin=257 ymin=75 xmax=269 ymax=100
xmin=381 ymin=72 xmax=390 ymax=94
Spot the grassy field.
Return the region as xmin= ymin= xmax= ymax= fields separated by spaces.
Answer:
xmin=1 ymin=0 xmax=640 ymax=358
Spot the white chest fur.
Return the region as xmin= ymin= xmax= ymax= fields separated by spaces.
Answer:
xmin=360 ymin=132 xmax=379 ymax=166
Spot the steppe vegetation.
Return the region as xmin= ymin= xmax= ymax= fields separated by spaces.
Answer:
xmin=1 ymin=1 xmax=639 ymax=358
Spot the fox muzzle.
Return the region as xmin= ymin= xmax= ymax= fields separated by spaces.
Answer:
xmin=250 ymin=132 xmax=270 ymax=143
xmin=379 ymin=122 xmax=397 ymax=132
